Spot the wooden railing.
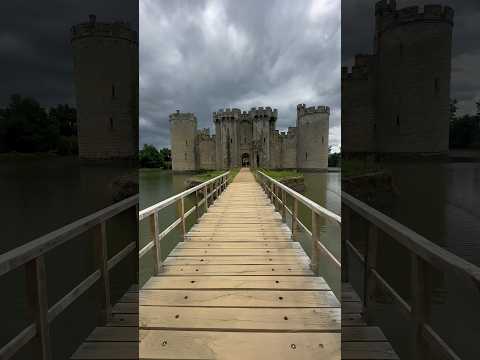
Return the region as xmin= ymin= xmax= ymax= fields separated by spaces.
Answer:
xmin=138 ymin=172 xmax=229 ymax=273
xmin=342 ymin=191 xmax=480 ymax=360
xmin=0 ymin=195 xmax=139 ymax=360
xmin=256 ymin=171 xmax=341 ymax=296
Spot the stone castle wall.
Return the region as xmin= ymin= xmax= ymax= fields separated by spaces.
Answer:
xmin=170 ymin=104 xmax=329 ymax=171
xmin=170 ymin=111 xmax=197 ymax=172
xmin=342 ymin=1 xmax=454 ymax=155
xmin=71 ymin=15 xmax=138 ymax=160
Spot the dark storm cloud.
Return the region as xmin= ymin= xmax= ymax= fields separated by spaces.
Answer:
xmin=342 ymin=0 xmax=480 ymax=115
xmin=140 ymin=0 xmax=341 ymax=150
xmin=0 ymin=0 xmax=138 ymax=107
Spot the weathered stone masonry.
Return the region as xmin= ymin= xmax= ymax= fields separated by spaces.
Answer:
xmin=170 ymin=104 xmax=330 ymax=172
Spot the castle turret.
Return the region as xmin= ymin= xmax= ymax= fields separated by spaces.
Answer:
xmin=296 ymin=104 xmax=330 ymax=170
xmin=71 ymin=15 xmax=138 ymax=159
xmin=248 ymin=107 xmax=278 ymax=168
xmin=170 ymin=111 xmax=197 ymax=172
xmin=213 ymin=108 xmax=242 ymax=168
xmin=374 ymin=1 xmax=454 ymax=153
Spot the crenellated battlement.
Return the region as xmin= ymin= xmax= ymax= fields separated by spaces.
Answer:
xmin=248 ymin=106 xmax=278 ymax=119
xmin=197 ymin=128 xmax=215 ymax=141
xmin=169 ymin=110 xmax=197 ymax=123
xmin=71 ymin=15 xmax=137 ymax=43
xmin=213 ymin=108 xmax=241 ymax=121
xmin=375 ymin=1 xmax=454 ymax=33
xmin=342 ymin=54 xmax=375 ymax=80
xmin=297 ymin=104 xmax=330 ymax=116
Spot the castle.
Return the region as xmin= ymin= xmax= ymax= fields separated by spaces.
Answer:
xmin=71 ymin=15 xmax=139 ymax=160
xmin=342 ymin=0 xmax=454 ymax=155
xmin=170 ymin=105 xmax=330 ymax=172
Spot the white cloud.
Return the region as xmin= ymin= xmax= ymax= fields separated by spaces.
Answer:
xmin=140 ymin=0 xmax=341 ymax=149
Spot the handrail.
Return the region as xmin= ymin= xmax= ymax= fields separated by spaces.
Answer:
xmin=138 ymin=171 xmax=230 ymax=275
xmin=342 ymin=191 xmax=480 ymax=284
xmin=255 ymin=170 xmax=341 ymax=299
xmin=139 ymin=172 xmax=230 ymax=221
xmin=0 ymin=194 xmax=139 ymax=360
xmin=257 ymin=170 xmax=341 ymax=225
xmin=342 ymin=190 xmax=480 ymax=360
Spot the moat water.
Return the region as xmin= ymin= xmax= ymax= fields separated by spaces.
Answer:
xmin=0 ymin=156 xmax=137 ymax=360
xmin=346 ymin=161 xmax=480 ymax=360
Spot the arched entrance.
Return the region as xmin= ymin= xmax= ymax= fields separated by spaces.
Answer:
xmin=241 ymin=153 xmax=250 ymax=167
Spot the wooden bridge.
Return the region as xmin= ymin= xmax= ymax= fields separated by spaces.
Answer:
xmin=7 ymin=167 xmax=477 ymax=359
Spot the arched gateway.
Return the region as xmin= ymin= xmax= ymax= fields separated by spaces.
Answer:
xmin=241 ymin=153 xmax=250 ymax=167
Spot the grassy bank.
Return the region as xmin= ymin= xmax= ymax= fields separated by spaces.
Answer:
xmin=190 ymin=168 xmax=240 ymax=183
xmin=259 ymin=168 xmax=303 ymax=181
xmin=342 ymin=158 xmax=384 ymax=178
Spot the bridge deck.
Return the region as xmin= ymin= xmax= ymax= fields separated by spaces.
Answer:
xmin=71 ymin=168 xmax=397 ymax=359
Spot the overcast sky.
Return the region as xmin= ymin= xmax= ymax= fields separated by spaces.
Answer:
xmin=139 ymin=0 xmax=341 ymax=150
xmin=342 ymin=0 xmax=480 ymax=116
xmin=0 ymin=0 xmax=138 ymax=108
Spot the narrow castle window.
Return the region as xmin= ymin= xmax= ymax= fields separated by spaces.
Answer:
xmin=109 ymin=117 xmax=114 ymax=130
xmin=186 ymin=140 xmax=188 ymax=145
xmin=434 ymin=78 xmax=440 ymax=94
xmin=396 ymin=116 xmax=400 ymax=126
xmin=263 ymin=137 xmax=266 ymax=143
xmin=111 ymin=84 xmax=116 ymax=99
xmin=305 ymin=152 xmax=308 ymax=160
xmin=230 ymin=138 xmax=233 ymax=144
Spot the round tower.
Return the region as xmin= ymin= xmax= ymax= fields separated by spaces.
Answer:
xmin=71 ymin=15 xmax=138 ymax=160
xmin=296 ymin=104 xmax=330 ymax=170
xmin=213 ymin=108 xmax=241 ymax=169
xmin=374 ymin=1 xmax=454 ymax=153
xmin=169 ymin=111 xmax=197 ymax=172
xmin=248 ymin=107 xmax=278 ymax=168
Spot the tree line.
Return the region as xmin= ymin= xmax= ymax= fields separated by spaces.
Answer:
xmin=0 ymin=94 xmax=78 ymax=155
xmin=450 ymin=99 xmax=480 ymax=149
xmin=139 ymin=144 xmax=171 ymax=168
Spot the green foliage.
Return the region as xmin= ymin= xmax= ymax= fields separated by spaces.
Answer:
xmin=191 ymin=168 xmax=239 ymax=183
xmin=450 ymin=114 xmax=480 ymax=149
xmin=0 ymin=94 xmax=78 ymax=155
xmin=260 ymin=168 xmax=303 ymax=181
xmin=139 ymin=144 xmax=171 ymax=168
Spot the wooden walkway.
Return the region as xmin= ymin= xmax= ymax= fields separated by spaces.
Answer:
xmin=138 ymin=168 xmax=340 ymax=359
xmin=71 ymin=168 xmax=399 ymax=359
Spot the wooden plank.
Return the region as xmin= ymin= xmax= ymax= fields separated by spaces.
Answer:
xmin=176 ymin=241 xmax=301 ymax=249
xmin=170 ymin=248 xmax=303 ymax=256
xmin=93 ymin=222 xmax=111 ymax=324
xmin=86 ymin=327 xmax=138 ymax=342
xmin=159 ymin=264 xmax=313 ymax=276
xmin=163 ymin=256 xmax=309 ymax=265
xmin=71 ymin=342 xmax=138 ymax=359
xmin=139 ymin=330 xmax=340 ymax=360
xmin=342 ymin=342 xmax=399 ymax=359
xmin=342 ymin=327 xmax=386 ymax=342
xmin=106 ymin=314 xmax=138 ymax=327
xmin=140 ymin=306 xmax=340 ymax=332
xmin=142 ymin=275 xmax=330 ymax=290
xmin=140 ymin=290 xmax=339 ymax=308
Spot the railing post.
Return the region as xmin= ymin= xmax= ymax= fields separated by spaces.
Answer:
xmin=93 ymin=221 xmax=111 ymax=324
xmin=364 ymin=223 xmax=378 ymax=322
xmin=292 ymin=198 xmax=299 ymax=241
xmin=26 ymin=256 xmax=51 ymax=360
xmin=204 ymin=185 xmax=208 ymax=212
xmin=195 ymin=190 xmax=200 ymax=223
xmin=281 ymin=189 xmax=286 ymax=222
xmin=149 ymin=212 xmax=161 ymax=275
xmin=411 ymin=254 xmax=431 ymax=360
xmin=179 ymin=197 xmax=186 ymax=238
xmin=342 ymin=205 xmax=351 ymax=283
xmin=311 ymin=211 xmax=320 ymax=275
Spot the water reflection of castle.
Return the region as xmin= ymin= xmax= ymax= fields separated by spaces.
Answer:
xmin=342 ymin=0 xmax=454 ymax=155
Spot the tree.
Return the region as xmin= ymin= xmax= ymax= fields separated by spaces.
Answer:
xmin=139 ymin=144 xmax=164 ymax=168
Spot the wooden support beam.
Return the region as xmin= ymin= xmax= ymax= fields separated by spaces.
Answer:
xmin=411 ymin=254 xmax=431 ymax=360
xmin=342 ymin=205 xmax=351 ymax=283
xmin=204 ymin=185 xmax=208 ymax=212
xmin=365 ymin=224 xmax=379 ymax=322
xmin=292 ymin=198 xmax=299 ymax=241
xmin=179 ymin=198 xmax=186 ymax=238
xmin=93 ymin=222 xmax=111 ymax=324
xmin=195 ymin=190 xmax=200 ymax=223
xmin=149 ymin=213 xmax=161 ymax=275
xmin=281 ymin=190 xmax=286 ymax=223
xmin=26 ymin=256 xmax=51 ymax=360
xmin=311 ymin=211 xmax=320 ymax=275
